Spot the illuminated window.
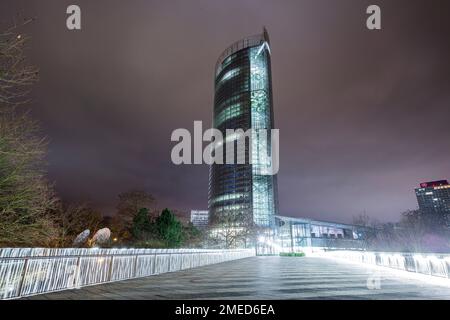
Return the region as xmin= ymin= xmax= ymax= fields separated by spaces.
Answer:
xmin=214 ymin=103 xmax=243 ymax=127
xmin=217 ymin=68 xmax=240 ymax=86
xmin=213 ymin=193 xmax=246 ymax=204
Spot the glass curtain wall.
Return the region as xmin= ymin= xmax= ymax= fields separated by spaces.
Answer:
xmin=209 ymin=29 xmax=278 ymax=232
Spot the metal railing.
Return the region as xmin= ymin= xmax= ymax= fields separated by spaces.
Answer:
xmin=0 ymin=248 xmax=255 ymax=299
xmin=316 ymin=250 xmax=450 ymax=279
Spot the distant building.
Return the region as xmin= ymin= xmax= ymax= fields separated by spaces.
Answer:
xmin=274 ymin=216 xmax=369 ymax=252
xmin=415 ymin=180 xmax=450 ymax=226
xmin=190 ymin=210 xmax=209 ymax=229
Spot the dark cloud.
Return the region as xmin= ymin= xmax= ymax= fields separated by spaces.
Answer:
xmin=1 ymin=0 xmax=449 ymax=222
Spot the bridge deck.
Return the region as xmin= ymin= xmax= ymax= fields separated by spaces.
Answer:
xmin=26 ymin=256 xmax=450 ymax=300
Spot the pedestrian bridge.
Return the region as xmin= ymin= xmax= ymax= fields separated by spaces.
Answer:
xmin=2 ymin=248 xmax=450 ymax=300
xmin=25 ymin=256 xmax=450 ymax=300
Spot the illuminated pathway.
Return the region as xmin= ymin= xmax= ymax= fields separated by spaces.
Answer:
xmin=27 ymin=256 xmax=450 ymax=300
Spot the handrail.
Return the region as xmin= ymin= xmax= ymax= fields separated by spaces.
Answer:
xmin=0 ymin=249 xmax=247 ymax=260
xmin=0 ymin=248 xmax=255 ymax=300
xmin=315 ymin=250 xmax=450 ymax=279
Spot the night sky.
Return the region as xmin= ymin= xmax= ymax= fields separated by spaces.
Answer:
xmin=1 ymin=0 xmax=449 ymax=223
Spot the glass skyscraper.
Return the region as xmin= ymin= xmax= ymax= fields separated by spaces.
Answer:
xmin=208 ymin=28 xmax=278 ymax=230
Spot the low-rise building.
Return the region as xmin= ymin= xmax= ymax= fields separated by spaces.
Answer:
xmin=274 ymin=215 xmax=369 ymax=252
xmin=190 ymin=210 xmax=209 ymax=229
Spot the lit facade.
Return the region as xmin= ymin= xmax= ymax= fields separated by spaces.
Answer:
xmin=190 ymin=210 xmax=209 ymax=229
xmin=208 ymin=28 xmax=278 ymax=230
xmin=275 ymin=216 xmax=369 ymax=252
xmin=415 ymin=180 xmax=450 ymax=226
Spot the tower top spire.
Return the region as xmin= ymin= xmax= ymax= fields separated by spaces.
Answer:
xmin=263 ymin=26 xmax=270 ymax=45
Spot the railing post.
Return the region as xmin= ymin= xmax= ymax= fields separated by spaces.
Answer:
xmin=17 ymin=258 xmax=29 ymax=298
xmin=133 ymin=255 xmax=139 ymax=278
xmin=168 ymin=253 xmax=172 ymax=272
xmin=180 ymin=253 xmax=183 ymax=270
xmin=108 ymin=256 xmax=114 ymax=282
xmin=427 ymin=258 xmax=432 ymax=276
xmin=72 ymin=256 xmax=81 ymax=288
xmin=152 ymin=253 xmax=157 ymax=274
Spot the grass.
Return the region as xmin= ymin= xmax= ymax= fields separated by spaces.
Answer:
xmin=279 ymin=252 xmax=305 ymax=257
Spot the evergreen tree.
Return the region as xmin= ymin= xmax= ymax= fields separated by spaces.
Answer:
xmin=131 ymin=207 xmax=152 ymax=240
xmin=155 ymin=208 xmax=183 ymax=247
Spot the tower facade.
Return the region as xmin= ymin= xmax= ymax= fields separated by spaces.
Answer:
xmin=208 ymin=29 xmax=278 ymax=230
xmin=415 ymin=180 xmax=450 ymax=227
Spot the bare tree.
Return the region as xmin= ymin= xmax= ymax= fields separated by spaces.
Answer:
xmin=112 ymin=190 xmax=156 ymax=242
xmin=364 ymin=210 xmax=445 ymax=252
xmin=0 ymin=22 xmax=59 ymax=247
xmin=396 ymin=209 xmax=427 ymax=252
xmin=352 ymin=213 xmax=372 ymax=227
xmin=52 ymin=202 xmax=104 ymax=247
xmin=208 ymin=211 xmax=258 ymax=249
xmin=0 ymin=20 xmax=38 ymax=108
